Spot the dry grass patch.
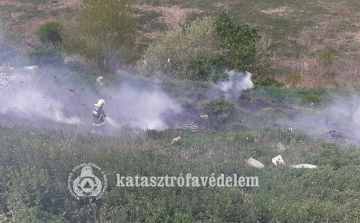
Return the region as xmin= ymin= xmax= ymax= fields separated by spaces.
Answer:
xmin=1 ymin=0 xmax=83 ymax=50
xmin=320 ymin=2 xmax=355 ymax=16
xmin=260 ymin=7 xmax=292 ymax=16
xmin=333 ymin=53 xmax=360 ymax=89
xmin=297 ymin=18 xmax=346 ymax=52
xmin=296 ymin=2 xmax=358 ymax=53
xmin=212 ymin=2 xmax=232 ymax=11
xmin=134 ymin=5 xmax=202 ymax=29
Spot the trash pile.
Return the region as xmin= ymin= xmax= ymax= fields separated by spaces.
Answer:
xmin=246 ymin=143 xmax=318 ymax=169
xmin=246 ymin=155 xmax=318 ymax=169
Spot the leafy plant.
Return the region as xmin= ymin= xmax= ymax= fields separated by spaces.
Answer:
xmin=29 ymin=46 xmax=63 ymax=67
xmin=214 ymin=11 xmax=261 ymax=72
xmin=37 ymin=21 xmax=63 ymax=46
xmin=62 ymin=0 xmax=136 ymax=73
xmin=285 ymin=71 xmax=302 ymax=88
xmin=137 ymin=16 xmax=220 ymax=78
xmin=316 ymin=49 xmax=334 ymax=68
xmin=204 ymin=96 xmax=236 ymax=130
xmin=252 ymin=76 xmax=283 ymax=87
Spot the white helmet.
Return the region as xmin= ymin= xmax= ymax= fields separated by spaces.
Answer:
xmin=95 ymin=99 xmax=106 ymax=107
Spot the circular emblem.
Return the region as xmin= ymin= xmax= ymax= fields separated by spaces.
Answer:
xmin=68 ymin=163 xmax=107 ymax=200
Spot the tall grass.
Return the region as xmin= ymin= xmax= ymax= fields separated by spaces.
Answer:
xmin=2 ymin=124 xmax=360 ymax=222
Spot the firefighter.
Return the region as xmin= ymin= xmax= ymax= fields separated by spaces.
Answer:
xmin=92 ymin=99 xmax=106 ymax=133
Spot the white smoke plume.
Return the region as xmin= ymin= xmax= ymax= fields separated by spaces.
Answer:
xmin=0 ymin=66 xmax=182 ymax=132
xmin=213 ymin=70 xmax=254 ymax=99
xmin=99 ymin=82 xmax=182 ymax=130
xmin=0 ymin=71 xmax=81 ymax=125
xmin=277 ymin=94 xmax=360 ymax=142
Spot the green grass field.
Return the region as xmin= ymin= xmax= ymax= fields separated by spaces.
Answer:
xmin=0 ymin=73 xmax=360 ymax=221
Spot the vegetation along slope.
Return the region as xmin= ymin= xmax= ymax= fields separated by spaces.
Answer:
xmin=1 ymin=0 xmax=360 ymax=222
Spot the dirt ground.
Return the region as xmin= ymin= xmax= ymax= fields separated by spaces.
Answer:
xmin=1 ymin=0 xmax=202 ymax=50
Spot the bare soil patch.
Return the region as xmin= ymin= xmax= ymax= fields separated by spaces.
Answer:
xmin=1 ymin=0 xmax=83 ymax=50
xmin=261 ymin=7 xmax=292 ymax=16
xmin=134 ymin=5 xmax=202 ymax=29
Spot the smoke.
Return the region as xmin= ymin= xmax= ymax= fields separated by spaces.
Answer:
xmin=99 ymin=82 xmax=182 ymax=130
xmin=320 ymin=95 xmax=360 ymax=138
xmin=0 ymin=70 xmax=80 ymax=125
xmin=212 ymin=70 xmax=254 ymax=99
xmin=1 ymin=88 xmax=80 ymax=124
xmin=276 ymin=94 xmax=360 ymax=142
xmin=0 ymin=65 xmax=182 ymax=132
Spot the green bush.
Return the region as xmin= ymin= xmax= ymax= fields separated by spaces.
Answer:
xmin=29 ymin=46 xmax=63 ymax=67
xmin=252 ymin=76 xmax=284 ymax=87
xmin=214 ymin=11 xmax=261 ymax=72
xmin=204 ymin=96 xmax=236 ymax=130
xmin=37 ymin=21 xmax=63 ymax=46
xmin=285 ymin=71 xmax=302 ymax=88
xmin=8 ymin=169 xmax=72 ymax=222
xmin=137 ymin=12 xmax=272 ymax=80
xmin=137 ymin=16 xmax=220 ymax=78
xmin=297 ymin=88 xmax=327 ymax=104
xmin=316 ymin=49 xmax=334 ymax=68
xmin=61 ymin=0 xmax=136 ymax=73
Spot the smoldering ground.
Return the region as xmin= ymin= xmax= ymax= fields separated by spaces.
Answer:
xmin=251 ymin=91 xmax=360 ymax=145
xmin=0 ymin=66 xmax=183 ymax=133
xmin=3 ymin=47 xmax=360 ymax=143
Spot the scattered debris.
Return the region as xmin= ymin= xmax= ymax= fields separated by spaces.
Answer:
xmin=96 ymin=76 xmax=104 ymax=86
xmin=272 ymin=155 xmax=285 ymax=166
xmin=171 ymin=136 xmax=181 ymax=145
xmin=328 ymin=129 xmax=343 ymax=138
xmin=290 ymin=164 xmax=318 ymax=169
xmin=246 ymin=158 xmax=265 ymax=168
xmin=24 ymin=65 xmax=38 ymax=71
xmin=174 ymin=122 xmax=204 ymax=132
xmin=320 ymin=129 xmax=356 ymax=144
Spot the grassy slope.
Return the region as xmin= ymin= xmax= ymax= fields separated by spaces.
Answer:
xmin=0 ymin=72 xmax=360 ymax=221
xmin=1 ymin=0 xmax=360 ymax=222
xmin=2 ymin=116 xmax=360 ymax=221
xmin=2 ymin=0 xmax=360 ymax=88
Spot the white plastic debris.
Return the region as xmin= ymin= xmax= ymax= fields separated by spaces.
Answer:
xmin=272 ymin=155 xmax=285 ymax=166
xmin=247 ymin=158 xmax=265 ymax=168
xmin=171 ymin=136 xmax=181 ymax=145
xmin=96 ymin=76 xmax=104 ymax=86
xmin=290 ymin=164 xmax=317 ymax=169
xmin=24 ymin=65 xmax=38 ymax=70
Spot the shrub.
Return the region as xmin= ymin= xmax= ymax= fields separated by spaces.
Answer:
xmin=61 ymin=0 xmax=136 ymax=73
xmin=137 ymin=12 xmax=272 ymax=80
xmin=37 ymin=21 xmax=63 ymax=46
xmin=285 ymin=71 xmax=302 ymax=88
xmin=29 ymin=46 xmax=63 ymax=67
xmin=213 ymin=11 xmax=261 ymax=72
xmin=252 ymin=76 xmax=283 ymax=87
xmin=8 ymin=169 xmax=73 ymax=222
xmin=316 ymin=49 xmax=334 ymax=68
xmin=137 ymin=16 xmax=220 ymax=78
xmin=204 ymin=96 xmax=236 ymax=130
